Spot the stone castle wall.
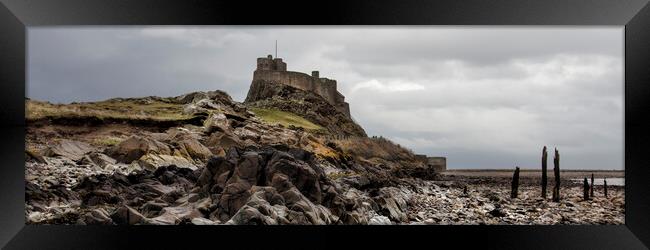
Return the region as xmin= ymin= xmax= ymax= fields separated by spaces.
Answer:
xmin=253 ymin=55 xmax=351 ymax=118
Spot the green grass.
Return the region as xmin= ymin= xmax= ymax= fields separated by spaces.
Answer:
xmin=250 ymin=107 xmax=325 ymax=131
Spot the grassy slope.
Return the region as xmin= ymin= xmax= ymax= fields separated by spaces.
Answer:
xmin=250 ymin=107 xmax=325 ymax=132
xmin=26 ymin=99 xmax=192 ymax=121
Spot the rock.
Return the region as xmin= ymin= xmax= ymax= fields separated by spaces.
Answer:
xmin=107 ymin=135 xmax=171 ymax=163
xmin=226 ymin=205 xmax=277 ymax=225
xmin=204 ymin=113 xmax=231 ymax=133
xmin=80 ymin=208 xmax=113 ymax=225
xmin=43 ymin=139 xmax=94 ymax=161
xmin=176 ymin=137 xmax=213 ymax=163
xmin=369 ymin=215 xmax=392 ymax=225
xmin=374 ymin=187 xmax=409 ymax=222
xmin=265 ymin=150 xmax=322 ymax=204
xmin=206 ymin=131 xmax=241 ymax=151
xmin=233 ymin=127 xmax=260 ymax=141
xmin=191 ymin=217 xmax=218 ymax=225
xmin=80 ymin=152 xmax=116 ymax=169
xmin=152 ymin=206 xmax=202 ymax=224
xmin=214 ymin=180 xmax=252 ymax=221
xmin=138 ymin=154 xmax=197 ymax=171
xmin=111 ymin=205 xmax=146 ymax=225
xmin=187 ymin=193 xmax=200 ymax=203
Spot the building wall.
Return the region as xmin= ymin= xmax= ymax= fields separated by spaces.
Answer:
xmin=427 ymin=157 xmax=447 ymax=172
xmin=253 ymin=56 xmax=351 ymax=118
xmin=253 ymin=69 xmax=351 ymax=115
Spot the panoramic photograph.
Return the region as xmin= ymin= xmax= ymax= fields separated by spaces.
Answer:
xmin=25 ymin=27 xmax=624 ymax=225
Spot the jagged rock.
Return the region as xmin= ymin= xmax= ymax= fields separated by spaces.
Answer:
xmin=265 ymin=150 xmax=322 ymax=204
xmin=204 ymin=113 xmax=231 ymax=133
xmin=176 ymin=137 xmax=213 ymax=162
xmin=214 ymin=180 xmax=253 ymax=221
xmin=107 ymin=135 xmax=171 ymax=163
xmin=43 ymin=139 xmax=94 ymax=161
xmin=79 ymin=208 xmax=113 ymax=225
xmin=369 ymin=215 xmax=392 ymax=225
xmin=206 ymin=131 xmax=241 ymax=151
xmin=374 ymin=187 xmax=409 ymax=222
xmin=80 ymin=152 xmax=117 ymax=169
xmin=138 ymin=154 xmax=198 ymax=171
xmin=111 ymin=205 xmax=145 ymax=225
xmin=191 ymin=217 xmax=218 ymax=225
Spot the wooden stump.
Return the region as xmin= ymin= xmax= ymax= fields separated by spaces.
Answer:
xmin=511 ymin=166 xmax=520 ymax=199
xmin=590 ymin=173 xmax=595 ymax=198
xmin=603 ymin=178 xmax=607 ymax=198
xmin=541 ymin=146 xmax=548 ymax=199
xmin=583 ymin=178 xmax=589 ymax=201
xmin=552 ymin=148 xmax=561 ymax=202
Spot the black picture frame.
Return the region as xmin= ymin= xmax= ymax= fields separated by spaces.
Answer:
xmin=1 ymin=0 xmax=649 ymax=249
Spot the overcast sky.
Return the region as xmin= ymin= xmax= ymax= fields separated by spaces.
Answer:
xmin=28 ymin=27 xmax=624 ymax=170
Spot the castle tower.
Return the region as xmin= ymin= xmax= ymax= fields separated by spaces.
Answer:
xmin=256 ymin=54 xmax=286 ymax=71
xmin=250 ymin=55 xmax=351 ymax=119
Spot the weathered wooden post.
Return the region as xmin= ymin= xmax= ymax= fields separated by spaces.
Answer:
xmin=542 ymin=146 xmax=548 ymax=198
xmin=590 ymin=173 xmax=595 ymax=198
xmin=603 ymin=178 xmax=607 ymax=198
xmin=552 ymin=148 xmax=561 ymax=202
xmin=583 ymin=178 xmax=589 ymax=201
xmin=511 ymin=166 xmax=520 ymax=198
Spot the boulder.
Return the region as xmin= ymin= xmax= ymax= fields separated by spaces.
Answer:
xmin=369 ymin=215 xmax=392 ymax=225
xmin=107 ymin=135 xmax=171 ymax=163
xmin=204 ymin=113 xmax=231 ymax=133
xmin=213 ymin=180 xmax=252 ymax=221
xmin=138 ymin=154 xmax=197 ymax=171
xmin=80 ymin=208 xmax=113 ymax=225
xmin=265 ymin=151 xmax=322 ymax=204
xmin=43 ymin=139 xmax=94 ymax=161
xmin=206 ymin=131 xmax=241 ymax=151
xmin=374 ymin=187 xmax=410 ymax=222
xmin=80 ymin=152 xmax=116 ymax=169
xmin=191 ymin=217 xmax=218 ymax=225
xmin=110 ymin=205 xmax=145 ymax=225
xmin=177 ymin=138 xmax=212 ymax=162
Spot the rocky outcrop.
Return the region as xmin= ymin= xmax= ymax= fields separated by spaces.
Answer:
xmin=245 ymin=81 xmax=366 ymax=137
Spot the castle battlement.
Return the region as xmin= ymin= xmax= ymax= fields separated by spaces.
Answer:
xmin=252 ymin=55 xmax=351 ymax=118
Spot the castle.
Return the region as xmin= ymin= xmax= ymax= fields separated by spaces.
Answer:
xmin=252 ymin=55 xmax=351 ymax=118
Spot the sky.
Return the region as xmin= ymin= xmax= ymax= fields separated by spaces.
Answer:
xmin=27 ymin=27 xmax=624 ymax=170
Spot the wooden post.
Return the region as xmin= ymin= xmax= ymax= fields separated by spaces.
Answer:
xmin=604 ymin=178 xmax=608 ymax=198
xmin=542 ymin=146 xmax=548 ymax=198
xmin=511 ymin=166 xmax=520 ymax=199
xmin=590 ymin=173 xmax=595 ymax=198
xmin=583 ymin=178 xmax=589 ymax=201
xmin=463 ymin=185 xmax=468 ymax=195
xmin=552 ymin=148 xmax=561 ymax=202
